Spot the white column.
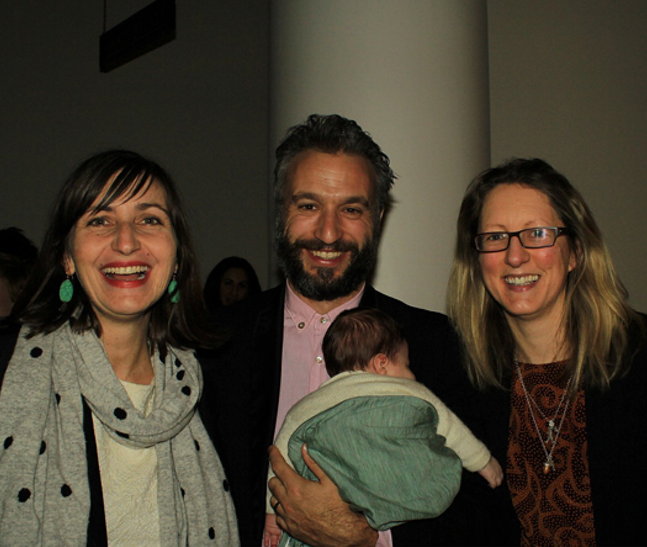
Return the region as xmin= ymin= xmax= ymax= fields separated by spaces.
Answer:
xmin=270 ymin=0 xmax=490 ymax=313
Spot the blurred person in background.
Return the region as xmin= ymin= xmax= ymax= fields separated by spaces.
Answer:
xmin=0 ymin=227 xmax=38 ymax=321
xmin=203 ymin=256 xmax=261 ymax=313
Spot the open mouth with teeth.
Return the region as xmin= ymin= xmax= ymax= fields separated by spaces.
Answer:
xmin=103 ymin=265 xmax=150 ymax=280
xmin=505 ymin=275 xmax=539 ymax=287
xmin=311 ymin=250 xmax=343 ymax=260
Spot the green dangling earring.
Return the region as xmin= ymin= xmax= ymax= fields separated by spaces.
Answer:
xmin=168 ymin=274 xmax=180 ymax=304
xmin=59 ymin=275 xmax=74 ymax=303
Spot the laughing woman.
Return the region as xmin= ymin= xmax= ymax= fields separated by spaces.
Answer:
xmin=0 ymin=151 xmax=239 ymax=546
xmin=447 ymin=158 xmax=646 ymax=546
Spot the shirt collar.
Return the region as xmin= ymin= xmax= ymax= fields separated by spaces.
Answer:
xmin=284 ymin=281 xmax=365 ymax=330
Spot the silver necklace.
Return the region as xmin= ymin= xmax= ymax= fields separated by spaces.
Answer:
xmin=514 ymin=357 xmax=572 ymax=474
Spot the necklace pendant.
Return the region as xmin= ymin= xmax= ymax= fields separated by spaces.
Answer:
xmin=543 ymin=456 xmax=555 ymax=474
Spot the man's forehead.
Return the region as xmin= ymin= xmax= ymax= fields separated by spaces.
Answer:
xmin=286 ymin=150 xmax=377 ymax=198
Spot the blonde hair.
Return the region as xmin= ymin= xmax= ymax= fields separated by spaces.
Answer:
xmin=447 ymin=158 xmax=644 ymax=395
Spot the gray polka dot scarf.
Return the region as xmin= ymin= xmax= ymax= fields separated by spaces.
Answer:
xmin=0 ymin=324 xmax=239 ymax=546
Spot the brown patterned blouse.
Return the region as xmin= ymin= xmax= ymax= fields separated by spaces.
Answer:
xmin=508 ymin=361 xmax=596 ymax=546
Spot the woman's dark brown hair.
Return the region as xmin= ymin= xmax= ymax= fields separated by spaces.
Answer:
xmin=15 ymin=150 xmax=216 ymax=351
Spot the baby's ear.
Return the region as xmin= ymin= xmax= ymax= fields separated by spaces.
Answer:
xmin=367 ymin=353 xmax=390 ymax=375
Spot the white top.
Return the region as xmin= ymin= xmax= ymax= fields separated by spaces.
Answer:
xmin=93 ymin=380 xmax=160 ymax=547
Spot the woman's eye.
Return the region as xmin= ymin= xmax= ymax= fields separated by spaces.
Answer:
xmin=486 ymin=233 xmax=506 ymax=242
xmin=87 ymin=217 xmax=108 ymax=227
xmin=529 ymin=228 xmax=549 ymax=239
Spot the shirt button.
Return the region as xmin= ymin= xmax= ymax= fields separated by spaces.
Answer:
xmin=316 ymin=356 xmax=323 ymax=363
xmin=298 ymin=322 xmax=305 ymax=329
xmin=320 ymin=317 xmax=328 ymax=324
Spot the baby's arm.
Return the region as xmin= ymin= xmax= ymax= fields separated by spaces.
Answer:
xmin=477 ymin=456 xmax=503 ymax=489
xmin=423 ymin=387 xmax=501 ymax=486
xmin=264 ymin=513 xmax=283 ymax=547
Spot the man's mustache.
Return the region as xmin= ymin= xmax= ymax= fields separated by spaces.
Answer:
xmin=291 ymin=238 xmax=359 ymax=253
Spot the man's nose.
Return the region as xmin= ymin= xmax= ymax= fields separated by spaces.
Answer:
xmin=314 ymin=209 xmax=342 ymax=245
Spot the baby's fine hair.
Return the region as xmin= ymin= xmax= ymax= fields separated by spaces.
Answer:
xmin=323 ymin=308 xmax=406 ymax=377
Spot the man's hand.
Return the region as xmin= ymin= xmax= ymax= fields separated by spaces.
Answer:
xmin=268 ymin=444 xmax=378 ymax=547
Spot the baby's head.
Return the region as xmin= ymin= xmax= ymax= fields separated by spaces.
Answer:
xmin=323 ymin=308 xmax=414 ymax=380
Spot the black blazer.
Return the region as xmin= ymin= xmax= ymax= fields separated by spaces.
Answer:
xmin=200 ymin=284 xmax=511 ymax=546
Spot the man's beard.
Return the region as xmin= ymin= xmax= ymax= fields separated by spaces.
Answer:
xmin=275 ymin=225 xmax=380 ymax=302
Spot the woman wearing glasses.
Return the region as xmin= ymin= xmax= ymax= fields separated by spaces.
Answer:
xmin=447 ymin=158 xmax=646 ymax=546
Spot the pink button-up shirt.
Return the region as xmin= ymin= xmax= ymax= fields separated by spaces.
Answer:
xmin=274 ymin=282 xmax=364 ymax=438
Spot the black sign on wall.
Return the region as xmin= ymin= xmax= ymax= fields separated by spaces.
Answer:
xmin=100 ymin=0 xmax=176 ymax=73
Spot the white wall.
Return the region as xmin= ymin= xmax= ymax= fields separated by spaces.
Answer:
xmin=488 ymin=0 xmax=647 ymax=312
xmin=270 ymin=1 xmax=490 ymax=313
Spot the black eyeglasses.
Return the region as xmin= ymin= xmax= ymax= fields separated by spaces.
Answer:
xmin=475 ymin=227 xmax=568 ymax=253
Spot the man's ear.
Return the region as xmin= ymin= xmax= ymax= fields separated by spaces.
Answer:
xmin=63 ymin=253 xmax=75 ymax=276
xmin=366 ymin=353 xmax=390 ymax=375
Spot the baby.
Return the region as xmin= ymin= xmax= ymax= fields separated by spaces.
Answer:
xmin=264 ymin=308 xmax=502 ymax=547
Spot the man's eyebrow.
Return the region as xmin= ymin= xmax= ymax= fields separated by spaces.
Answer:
xmin=341 ymin=196 xmax=370 ymax=208
xmin=291 ymin=192 xmax=320 ymax=202
xmin=291 ymin=192 xmax=370 ymax=208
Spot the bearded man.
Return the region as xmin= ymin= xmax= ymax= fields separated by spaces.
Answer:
xmin=201 ymin=115 xmax=506 ymax=547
